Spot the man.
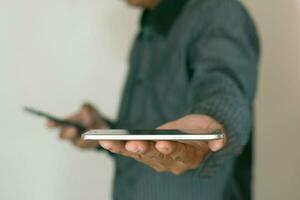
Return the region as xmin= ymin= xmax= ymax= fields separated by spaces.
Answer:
xmin=48 ymin=0 xmax=259 ymax=199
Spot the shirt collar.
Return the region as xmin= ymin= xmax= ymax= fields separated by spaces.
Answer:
xmin=141 ymin=0 xmax=188 ymax=35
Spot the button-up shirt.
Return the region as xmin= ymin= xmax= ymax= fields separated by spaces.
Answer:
xmin=113 ymin=0 xmax=259 ymax=199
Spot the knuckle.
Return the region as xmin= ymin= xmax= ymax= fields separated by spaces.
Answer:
xmin=171 ymin=146 xmax=186 ymax=161
xmin=82 ymin=102 xmax=93 ymax=110
xmin=157 ymin=153 xmax=167 ymax=160
xmin=147 ymin=151 xmax=166 ymax=161
xmin=135 ymin=154 xmax=144 ymax=160
xmin=130 ymin=153 xmax=142 ymax=160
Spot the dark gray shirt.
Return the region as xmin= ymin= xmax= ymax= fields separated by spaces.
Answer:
xmin=113 ymin=0 xmax=259 ymax=199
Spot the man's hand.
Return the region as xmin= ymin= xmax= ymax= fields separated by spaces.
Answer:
xmin=99 ymin=114 xmax=226 ymax=175
xmin=47 ymin=103 xmax=109 ymax=149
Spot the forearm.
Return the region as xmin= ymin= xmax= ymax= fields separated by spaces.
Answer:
xmin=187 ymin=90 xmax=253 ymax=177
xmin=183 ymin=0 xmax=259 ymax=177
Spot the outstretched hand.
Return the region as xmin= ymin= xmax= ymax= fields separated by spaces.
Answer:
xmin=99 ymin=114 xmax=226 ymax=175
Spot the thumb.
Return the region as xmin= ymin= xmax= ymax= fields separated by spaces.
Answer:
xmin=208 ymin=134 xmax=227 ymax=152
xmin=80 ymin=103 xmax=100 ymax=126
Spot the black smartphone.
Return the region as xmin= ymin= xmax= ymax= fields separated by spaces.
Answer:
xmin=23 ymin=106 xmax=87 ymax=134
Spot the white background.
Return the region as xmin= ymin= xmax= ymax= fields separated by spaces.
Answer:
xmin=0 ymin=0 xmax=299 ymax=199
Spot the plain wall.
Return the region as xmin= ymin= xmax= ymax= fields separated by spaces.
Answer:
xmin=0 ymin=0 xmax=299 ymax=200
xmin=243 ymin=1 xmax=300 ymax=199
xmin=0 ymin=1 xmax=139 ymax=200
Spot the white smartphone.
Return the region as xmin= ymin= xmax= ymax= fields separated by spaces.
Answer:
xmin=82 ymin=129 xmax=224 ymax=141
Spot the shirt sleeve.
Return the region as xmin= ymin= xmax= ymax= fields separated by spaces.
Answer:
xmin=185 ymin=0 xmax=260 ymax=177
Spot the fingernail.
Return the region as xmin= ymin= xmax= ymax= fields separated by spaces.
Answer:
xmin=126 ymin=144 xmax=138 ymax=152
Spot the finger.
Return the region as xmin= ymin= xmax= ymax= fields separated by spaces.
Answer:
xmin=154 ymin=141 xmax=191 ymax=174
xmin=74 ymin=139 xmax=99 ymax=149
xmin=101 ymin=140 xmax=167 ymax=172
xmin=125 ymin=141 xmax=150 ymax=154
xmin=65 ymin=113 xmax=81 ymax=123
xmin=208 ymin=139 xmax=225 ymax=152
xmin=208 ymin=134 xmax=227 ymax=152
xmin=134 ymin=142 xmax=169 ymax=172
xmin=99 ymin=140 xmax=144 ymax=163
xmin=60 ymin=126 xmax=78 ymax=140
xmin=99 ymin=140 xmax=127 ymax=154
xmin=80 ymin=103 xmax=106 ymax=128
xmin=80 ymin=104 xmax=97 ymax=127
xmin=155 ymin=141 xmax=203 ymax=175
xmin=155 ymin=141 xmax=177 ymax=155
xmin=99 ymin=140 xmax=168 ymax=173
xmin=157 ymin=120 xmax=179 ymax=130
xmin=47 ymin=120 xmax=57 ymax=128
xmin=99 ymin=140 xmax=143 ymax=160
xmin=178 ymin=140 xmax=208 ymax=149
xmin=124 ymin=141 xmax=169 ymax=172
